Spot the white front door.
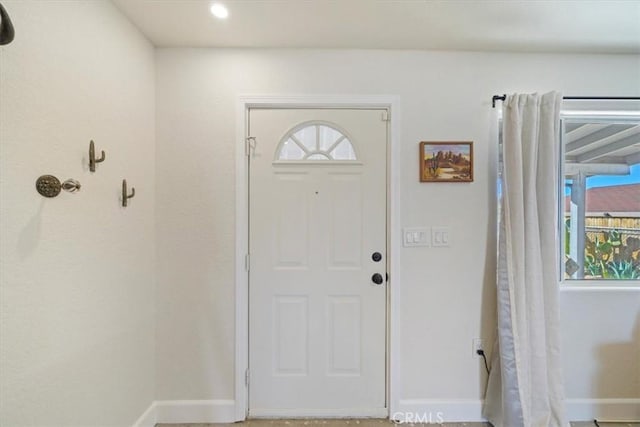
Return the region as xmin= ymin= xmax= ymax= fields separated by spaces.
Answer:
xmin=248 ymin=108 xmax=387 ymax=417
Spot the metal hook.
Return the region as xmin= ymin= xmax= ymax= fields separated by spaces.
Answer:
xmin=0 ymin=3 xmax=15 ymax=46
xmin=61 ymin=178 xmax=81 ymax=193
xmin=36 ymin=175 xmax=81 ymax=198
xmin=122 ymin=179 xmax=135 ymax=207
xmin=89 ymin=140 xmax=106 ymax=172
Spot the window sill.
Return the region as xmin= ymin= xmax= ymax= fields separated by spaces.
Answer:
xmin=560 ymin=280 xmax=640 ymax=291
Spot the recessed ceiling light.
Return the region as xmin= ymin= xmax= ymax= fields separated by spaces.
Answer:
xmin=210 ymin=3 xmax=229 ymax=19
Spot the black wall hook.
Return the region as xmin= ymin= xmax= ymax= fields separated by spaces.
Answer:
xmin=122 ymin=179 xmax=135 ymax=207
xmin=89 ymin=140 xmax=106 ymax=172
xmin=0 ymin=3 xmax=15 ymax=46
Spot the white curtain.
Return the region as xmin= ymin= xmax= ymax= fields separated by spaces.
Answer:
xmin=484 ymin=93 xmax=569 ymax=427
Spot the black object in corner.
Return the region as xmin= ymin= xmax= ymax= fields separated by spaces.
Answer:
xmin=0 ymin=2 xmax=15 ymax=46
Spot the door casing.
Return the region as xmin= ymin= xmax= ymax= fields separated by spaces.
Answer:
xmin=234 ymin=95 xmax=402 ymax=421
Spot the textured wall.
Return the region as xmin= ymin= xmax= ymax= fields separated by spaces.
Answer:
xmin=155 ymin=48 xmax=640 ymax=404
xmin=0 ymin=1 xmax=156 ymax=425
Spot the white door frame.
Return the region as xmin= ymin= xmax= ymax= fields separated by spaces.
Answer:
xmin=234 ymin=95 xmax=402 ymax=421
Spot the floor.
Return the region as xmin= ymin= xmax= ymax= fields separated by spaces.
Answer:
xmin=157 ymin=420 xmax=640 ymax=427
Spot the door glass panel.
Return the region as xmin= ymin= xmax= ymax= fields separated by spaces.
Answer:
xmin=293 ymin=127 xmax=317 ymax=152
xmin=276 ymin=122 xmax=358 ymax=162
xmin=280 ymin=139 xmax=306 ymax=160
xmin=318 ymin=125 xmax=343 ymax=151
xmin=330 ymin=139 xmax=357 ymax=160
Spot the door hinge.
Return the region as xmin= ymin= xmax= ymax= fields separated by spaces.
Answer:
xmin=381 ymin=110 xmax=390 ymax=122
xmin=245 ymin=369 xmax=250 ymax=387
xmin=245 ymin=253 xmax=250 ymax=272
xmin=245 ymin=136 xmax=256 ymax=156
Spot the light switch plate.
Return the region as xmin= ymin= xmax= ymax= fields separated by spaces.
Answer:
xmin=431 ymin=226 xmax=451 ymax=247
xmin=403 ymin=227 xmax=430 ymax=247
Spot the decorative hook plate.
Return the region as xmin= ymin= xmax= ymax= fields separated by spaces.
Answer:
xmin=36 ymin=175 xmax=62 ymax=198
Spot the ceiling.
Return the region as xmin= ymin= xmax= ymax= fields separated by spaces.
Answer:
xmin=565 ymin=122 xmax=640 ymax=166
xmin=112 ymin=0 xmax=640 ymax=53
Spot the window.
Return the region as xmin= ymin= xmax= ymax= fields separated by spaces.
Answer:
xmin=561 ymin=102 xmax=640 ymax=282
xmin=275 ymin=122 xmax=358 ymax=162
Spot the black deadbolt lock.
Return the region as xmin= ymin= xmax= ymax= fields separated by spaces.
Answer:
xmin=371 ymin=252 xmax=382 ymax=262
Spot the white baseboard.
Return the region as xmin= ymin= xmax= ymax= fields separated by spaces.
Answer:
xmin=133 ymin=397 xmax=640 ymax=425
xmin=396 ymin=398 xmax=640 ymax=423
xmin=132 ymin=402 xmax=157 ymax=427
xmin=132 ymin=399 xmax=237 ymax=426
xmin=395 ymin=399 xmax=485 ymax=423
xmin=566 ymin=398 xmax=640 ymax=421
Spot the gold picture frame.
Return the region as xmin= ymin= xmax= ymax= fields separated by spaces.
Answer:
xmin=419 ymin=141 xmax=473 ymax=182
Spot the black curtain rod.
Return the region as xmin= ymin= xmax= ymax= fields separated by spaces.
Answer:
xmin=491 ymin=95 xmax=640 ymax=108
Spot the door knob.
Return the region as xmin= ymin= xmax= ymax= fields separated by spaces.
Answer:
xmin=371 ymin=252 xmax=382 ymax=262
xmin=371 ymin=273 xmax=384 ymax=285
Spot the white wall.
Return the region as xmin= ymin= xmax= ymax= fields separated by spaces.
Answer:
xmin=561 ymin=289 xmax=640 ymax=398
xmin=155 ymin=48 xmax=640 ymax=417
xmin=0 ymin=1 xmax=156 ymax=425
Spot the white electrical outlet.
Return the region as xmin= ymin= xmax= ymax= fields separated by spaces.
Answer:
xmin=472 ymin=339 xmax=484 ymax=357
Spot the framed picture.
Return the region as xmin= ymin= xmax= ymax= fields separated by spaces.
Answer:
xmin=419 ymin=141 xmax=473 ymax=182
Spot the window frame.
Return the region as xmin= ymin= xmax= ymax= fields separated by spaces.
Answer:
xmin=558 ymin=110 xmax=640 ymax=289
